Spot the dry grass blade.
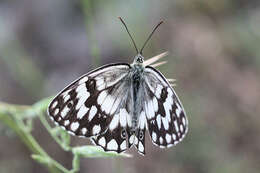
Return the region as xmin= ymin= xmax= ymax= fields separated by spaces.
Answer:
xmin=144 ymin=51 xmax=169 ymax=66
xmin=167 ymin=79 xmax=176 ymax=82
xmin=150 ymin=61 xmax=168 ymax=67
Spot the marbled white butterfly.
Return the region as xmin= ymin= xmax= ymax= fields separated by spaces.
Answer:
xmin=48 ymin=17 xmax=188 ymax=155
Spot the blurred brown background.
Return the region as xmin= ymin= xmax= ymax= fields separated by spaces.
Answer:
xmin=1 ymin=0 xmax=260 ymax=173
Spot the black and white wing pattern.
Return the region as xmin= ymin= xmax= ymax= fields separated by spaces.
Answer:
xmin=91 ymin=81 xmax=134 ymax=153
xmin=143 ymin=66 xmax=188 ymax=148
xmin=48 ymin=60 xmax=188 ymax=155
xmin=48 ymin=63 xmax=131 ymax=140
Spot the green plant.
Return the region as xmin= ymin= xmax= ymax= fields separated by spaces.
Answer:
xmin=0 ymin=97 xmax=130 ymax=173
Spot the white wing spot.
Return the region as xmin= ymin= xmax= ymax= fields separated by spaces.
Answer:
xmin=174 ymin=120 xmax=179 ymax=132
xmin=54 ymin=108 xmax=59 ymax=116
xmin=180 ymin=124 xmax=184 ymax=132
xmin=88 ymin=106 xmax=97 ymax=121
xmin=134 ymin=136 xmax=138 ymax=145
xmin=162 ymin=117 xmax=169 ymax=130
xmin=97 ymin=90 xmax=107 ymax=105
xmin=71 ymin=122 xmax=79 ymax=131
xmin=155 ymin=85 xmax=163 ymax=98
xmin=176 ymin=103 xmax=182 ymax=118
xmin=159 ymin=136 xmax=163 ymax=144
xmin=61 ymin=106 xmax=70 ymax=118
xmin=93 ymin=125 xmax=101 ymax=134
xmin=75 ymin=93 xmax=90 ymax=110
xmin=77 ymin=106 xmax=89 ymax=119
xmin=120 ymin=140 xmax=127 ymax=150
xmin=182 ymin=117 xmax=186 ymax=126
xmin=81 ymin=128 xmax=87 ymax=135
xmin=109 ymin=113 xmax=119 ymax=130
xmin=148 ymin=100 xmax=155 ymax=119
xmin=98 ymin=137 xmax=106 ymax=147
xmin=167 ymin=88 xmax=173 ymax=97
xmin=152 ymin=132 xmax=157 ymax=142
xmin=164 ymin=102 xmax=171 ymax=121
xmin=138 ymin=142 xmax=144 ymax=153
xmin=78 ymin=76 xmax=88 ymax=85
xmin=61 ymin=90 xmax=70 ymax=99
xmin=165 ymin=133 xmax=171 ymax=143
xmin=129 ymin=135 xmax=135 ymax=144
xmin=64 ymin=120 xmax=70 ymax=126
xmin=178 ymin=132 xmax=181 ymax=137
xmin=52 ymin=101 xmax=58 ymax=109
xmin=165 ymin=94 xmax=173 ymax=107
xmin=101 ymin=95 xmax=115 ymax=114
xmin=107 ymin=139 xmax=118 ymax=150
xmin=172 ymin=133 xmax=177 ymax=140
xmin=96 ymin=77 xmax=105 ymax=91
xmin=63 ymin=95 xmax=70 ymax=103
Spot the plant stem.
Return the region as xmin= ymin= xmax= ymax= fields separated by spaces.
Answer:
xmin=0 ymin=103 xmax=70 ymax=173
xmin=80 ymin=0 xmax=101 ymax=67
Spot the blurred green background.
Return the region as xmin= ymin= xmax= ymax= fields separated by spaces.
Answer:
xmin=1 ymin=0 xmax=260 ymax=173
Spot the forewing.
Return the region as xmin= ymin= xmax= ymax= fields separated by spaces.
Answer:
xmin=48 ymin=63 xmax=131 ymax=137
xmin=144 ymin=66 xmax=188 ymax=148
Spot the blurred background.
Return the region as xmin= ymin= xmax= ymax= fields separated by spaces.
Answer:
xmin=1 ymin=0 xmax=260 ymax=173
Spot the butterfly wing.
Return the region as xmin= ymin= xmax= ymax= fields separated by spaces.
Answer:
xmin=143 ymin=66 xmax=188 ymax=148
xmin=48 ymin=63 xmax=131 ymax=138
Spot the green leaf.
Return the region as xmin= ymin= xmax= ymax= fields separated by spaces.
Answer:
xmin=72 ymin=146 xmax=132 ymax=158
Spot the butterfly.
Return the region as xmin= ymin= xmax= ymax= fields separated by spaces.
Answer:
xmin=47 ymin=17 xmax=188 ymax=155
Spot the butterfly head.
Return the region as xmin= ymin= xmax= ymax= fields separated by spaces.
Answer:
xmin=133 ymin=54 xmax=144 ymax=65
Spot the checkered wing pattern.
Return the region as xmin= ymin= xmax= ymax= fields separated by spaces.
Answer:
xmin=143 ymin=66 xmax=188 ymax=148
xmin=91 ymin=84 xmax=134 ymax=153
xmin=48 ymin=63 xmax=131 ymax=139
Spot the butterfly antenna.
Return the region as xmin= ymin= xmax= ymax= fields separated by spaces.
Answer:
xmin=118 ymin=17 xmax=139 ymax=54
xmin=140 ymin=21 xmax=163 ymax=55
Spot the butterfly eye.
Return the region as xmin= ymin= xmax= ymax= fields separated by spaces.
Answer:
xmin=137 ymin=56 xmax=143 ymax=63
xmin=139 ymin=131 xmax=144 ymax=140
xmin=121 ymin=130 xmax=126 ymax=139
